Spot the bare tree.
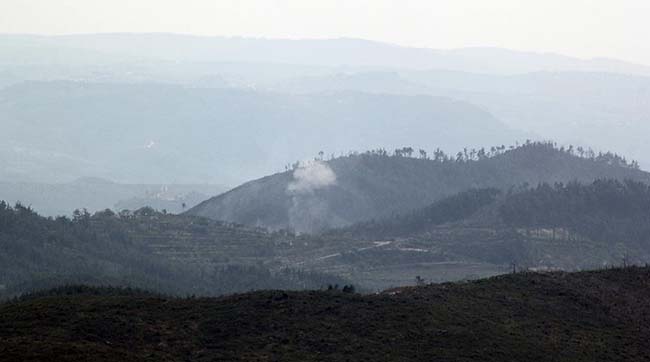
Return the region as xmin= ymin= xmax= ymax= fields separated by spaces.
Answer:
xmin=415 ymin=275 xmax=426 ymax=286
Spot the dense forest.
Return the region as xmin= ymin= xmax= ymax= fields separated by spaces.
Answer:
xmin=500 ymin=179 xmax=650 ymax=253
xmin=322 ymin=178 xmax=650 ymax=273
xmin=334 ymin=178 xmax=650 ymax=247
xmin=330 ymin=188 xmax=502 ymax=239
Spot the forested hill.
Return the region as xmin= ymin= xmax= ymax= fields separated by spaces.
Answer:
xmin=338 ymin=179 xmax=650 ymax=242
xmin=0 ymin=203 xmax=347 ymax=300
xmin=499 ymin=179 xmax=650 ymax=250
xmin=324 ymin=179 xmax=650 ymax=274
xmin=2 ymin=267 xmax=650 ymax=362
xmin=188 ymin=142 xmax=649 ymax=232
xmin=331 ymin=188 xmax=503 ymax=239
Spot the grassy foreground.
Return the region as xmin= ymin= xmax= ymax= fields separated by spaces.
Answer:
xmin=1 ymin=267 xmax=649 ymax=361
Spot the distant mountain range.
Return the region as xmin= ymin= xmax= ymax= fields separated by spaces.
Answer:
xmin=0 ymin=177 xmax=225 ymax=217
xmin=3 ymin=34 xmax=650 ymax=75
xmin=4 ymin=33 xmax=650 ymax=210
xmin=0 ymin=81 xmax=522 ymax=185
xmin=271 ymin=69 xmax=650 ymax=170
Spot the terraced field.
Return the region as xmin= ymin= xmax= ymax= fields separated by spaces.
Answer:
xmin=112 ymin=213 xmax=627 ymax=292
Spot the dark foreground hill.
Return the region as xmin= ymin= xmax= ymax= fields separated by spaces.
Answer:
xmin=2 ymin=267 xmax=650 ymax=362
xmin=188 ymin=142 xmax=649 ymax=232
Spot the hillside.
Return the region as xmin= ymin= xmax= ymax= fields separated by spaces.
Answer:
xmin=188 ymin=142 xmax=650 ymax=232
xmin=6 ymin=169 xmax=650 ymax=297
xmin=289 ymin=179 xmax=650 ymax=290
xmin=2 ymin=267 xmax=650 ymax=361
xmin=0 ymin=203 xmax=348 ymax=300
xmin=340 ymin=178 xmax=650 ymax=240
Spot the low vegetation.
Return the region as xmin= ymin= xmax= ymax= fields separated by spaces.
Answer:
xmin=1 ymin=267 xmax=649 ymax=361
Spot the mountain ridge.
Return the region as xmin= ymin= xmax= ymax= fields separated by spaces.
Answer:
xmin=188 ymin=142 xmax=649 ymax=232
xmin=2 ymin=33 xmax=650 ymax=75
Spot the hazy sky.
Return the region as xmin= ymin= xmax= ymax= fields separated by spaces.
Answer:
xmin=2 ymin=0 xmax=650 ymax=64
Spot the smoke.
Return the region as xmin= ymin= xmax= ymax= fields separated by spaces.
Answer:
xmin=287 ymin=161 xmax=338 ymax=233
xmin=288 ymin=161 xmax=337 ymax=194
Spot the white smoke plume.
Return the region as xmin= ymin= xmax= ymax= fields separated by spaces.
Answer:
xmin=287 ymin=161 xmax=338 ymax=233
xmin=287 ymin=161 xmax=337 ymax=194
